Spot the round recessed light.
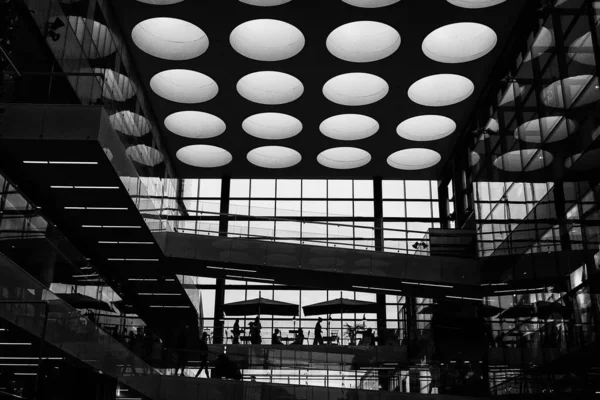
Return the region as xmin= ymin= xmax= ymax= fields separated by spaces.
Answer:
xmin=446 ymin=0 xmax=506 ymax=8
xmin=137 ymin=0 xmax=184 ymax=4
xmin=514 ymin=116 xmax=578 ymax=143
xmin=247 ymin=146 xmax=302 ymax=168
xmin=396 ymin=115 xmax=456 ymax=141
xmin=317 ymin=147 xmax=371 ymax=169
xmin=541 ymin=75 xmax=600 ymax=108
xmin=320 ymin=114 xmax=379 ymax=141
xmin=408 ymin=74 xmax=474 ymax=107
xmin=494 ymin=149 xmax=553 ymax=172
xmin=230 ymin=19 xmax=304 ymax=61
xmin=237 ymin=71 xmax=304 ymax=105
xmin=422 ymin=23 xmax=497 ymax=64
xmin=177 ymin=145 xmax=232 ymax=168
xmin=326 ymin=21 xmax=400 ymax=63
xmin=95 ymin=69 xmax=136 ymax=102
xmin=387 ymin=148 xmax=441 ymax=170
xmin=165 ymin=111 xmax=226 ymax=139
xmin=341 ymin=0 xmax=401 ymax=8
xmin=150 ymin=69 xmax=218 ymax=104
xmin=243 ymin=113 xmax=302 ymax=140
xmin=67 ymin=17 xmax=116 ymax=59
xmin=565 ymin=149 xmax=600 ymax=170
xmin=109 ymin=111 xmax=151 ymax=137
xmin=569 ymin=32 xmax=595 ymax=66
xmin=239 ymin=0 xmax=292 ymax=5
xmin=132 ymin=18 xmax=208 ymax=61
xmin=126 ymin=145 xmax=163 ymax=166
xmin=323 ymin=73 xmax=389 ymax=106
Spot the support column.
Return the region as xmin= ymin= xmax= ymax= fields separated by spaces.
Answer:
xmin=373 ymin=177 xmax=383 ymax=252
xmin=213 ymin=177 xmax=230 ymax=344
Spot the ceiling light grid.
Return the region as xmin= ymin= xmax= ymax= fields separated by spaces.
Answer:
xmin=116 ymin=0 xmax=526 ymax=178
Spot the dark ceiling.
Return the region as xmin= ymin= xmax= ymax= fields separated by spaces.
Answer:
xmin=110 ymin=0 xmax=528 ymax=180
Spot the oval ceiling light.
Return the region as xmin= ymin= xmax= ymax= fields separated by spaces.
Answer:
xmin=408 ymin=74 xmax=474 ymax=107
xmin=323 ymin=73 xmax=389 ymax=106
xmin=396 ymin=115 xmax=456 ymax=141
xmin=326 ymin=21 xmax=400 ymax=63
xmin=317 ymin=147 xmax=371 ymax=169
xmin=137 ymin=0 xmax=184 ymax=4
xmin=67 ymin=17 xmax=116 ymax=59
xmin=247 ymin=146 xmax=302 ymax=168
xmin=422 ymin=23 xmax=497 ymax=64
xmin=177 ymin=145 xmax=232 ymax=168
xmin=514 ymin=116 xmax=578 ymax=143
xmin=341 ymin=0 xmax=401 ymax=7
xmin=132 ymin=17 xmax=208 ymax=61
xmin=237 ymin=71 xmax=303 ymax=105
xmin=494 ymin=149 xmax=553 ymax=172
xmin=387 ymin=148 xmax=441 ymax=170
xmin=126 ymin=145 xmax=163 ymax=166
xmin=109 ymin=111 xmax=151 ymax=137
xmin=230 ymin=19 xmax=304 ymax=61
xmin=150 ymin=69 xmax=218 ymax=104
xmin=541 ymin=75 xmax=600 ymax=109
xmin=569 ymin=32 xmax=595 ymax=66
xmin=524 ymin=27 xmax=553 ymax=62
xmin=565 ymin=149 xmax=600 ymax=170
xmin=320 ymin=114 xmax=379 ymax=141
xmin=95 ymin=69 xmax=136 ymax=102
xmin=239 ymin=0 xmax=291 ymax=5
xmin=446 ymin=0 xmax=506 ymax=8
xmin=165 ymin=111 xmax=226 ymax=139
xmin=242 ymin=113 xmax=302 ymax=140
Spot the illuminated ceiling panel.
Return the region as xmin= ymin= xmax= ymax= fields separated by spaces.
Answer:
xmin=514 ymin=116 xmax=578 ymax=143
xmin=132 ymin=17 xmax=208 ymax=60
xmin=494 ymin=149 xmax=553 ymax=172
xmin=387 ymin=149 xmax=441 ymax=170
xmin=446 ymin=0 xmax=506 ymax=8
xmin=230 ymin=19 xmax=304 ymax=61
xmin=422 ymin=23 xmax=497 ymax=63
xmin=243 ymin=113 xmax=302 ymax=140
xmin=165 ymin=111 xmax=226 ymax=139
xmin=323 ymin=73 xmax=389 ymax=106
xmin=239 ymin=0 xmax=292 ymax=6
xmin=317 ymin=148 xmax=371 ymax=169
xmin=396 ymin=115 xmax=456 ymax=141
xmin=67 ymin=17 xmax=116 ymax=59
xmin=541 ymin=75 xmax=600 ymax=108
xmin=342 ymin=0 xmax=401 ymax=8
xmin=177 ymin=145 xmax=233 ymax=168
xmin=137 ymin=0 xmax=184 ymax=4
xmin=320 ymin=114 xmax=379 ymax=141
xmin=326 ymin=21 xmax=400 ymax=63
xmin=150 ymin=69 xmax=218 ymax=104
xmin=126 ymin=144 xmax=164 ymax=166
xmin=408 ymin=74 xmax=474 ymax=107
xmin=109 ymin=111 xmax=151 ymax=137
xmin=237 ymin=71 xmax=304 ymax=105
xmin=247 ymin=146 xmax=302 ymax=168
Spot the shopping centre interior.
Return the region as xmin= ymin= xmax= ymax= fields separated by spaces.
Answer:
xmin=1 ymin=0 xmax=600 ymax=399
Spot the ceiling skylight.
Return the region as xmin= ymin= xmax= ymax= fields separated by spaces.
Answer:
xmin=524 ymin=27 xmax=553 ymax=61
xmin=177 ymin=145 xmax=233 ymax=168
xmin=109 ymin=111 xmax=151 ymax=137
xmin=237 ymin=71 xmax=304 ymax=105
xmin=95 ymin=69 xmax=135 ymax=102
xmin=247 ymin=146 xmax=302 ymax=168
xmin=230 ymin=19 xmax=304 ymax=61
xmin=342 ymin=0 xmax=401 ymax=8
xmin=132 ymin=17 xmax=208 ymax=60
xmin=569 ymin=32 xmax=595 ymax=66
xmin=165 ymin=111 xmax=226 ymax=139
xmin=67 ymin=17 xmax=115 ymax=59
xmin=323 ymin=73 xmax=389 ymax=106
xmin=242 ymin=113 xmax=302 ymax=140
xmin=446 ymin=0 xmax=506 ymax=8
xmin=541 ymin=75 xmax=600 ymax=108
xmin=408 ymin=74 xmax=474 ymax=107
xmin=239 ymin=0 xmax=292 ymax=5
xmin=422 ymin=23 xmax=497 ymax=64
xmin=150 ymin=69 xmax=218 ymax=104
xmin=514 ymin=116 xmax=577 ymax=143
xmin=396 ymin=115 xmax=456 ymax=141
xmin=320 ymin=114 xmax=379 ymax=141
xmin=387 ymin=149 xmax=441 ymax=170
xmin=317 ymin=147 xmax=371 ymax=169
xmin=494 ymin=149 xmax=553 ymax=172
xmin=326 ymin=21 xmax=400 ymax=63
xmin=126 ymin=145 xmax=163 ymax=166
xmin=137 ymin=0 xmax=183 ymax=4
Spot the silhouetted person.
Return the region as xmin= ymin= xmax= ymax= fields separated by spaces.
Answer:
xmin=272 ymin=328 xmax=283 ymax=345
xmin=232 ymin=319 xmax=241 ymax=344
xmin=254 ymin=316 xmax=262 ymax=344
xmin=365 ymin=328 xmax=376 ymax=346
xmin=313 ymin=317 xmax=324 ymax=345
xmin=175 ymin=326 xmax=190 ymax=376
xmin=195 ymin=332 xmax=210 ymax=378
xmin=292 ymin=328 xmax=305 ymax=345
